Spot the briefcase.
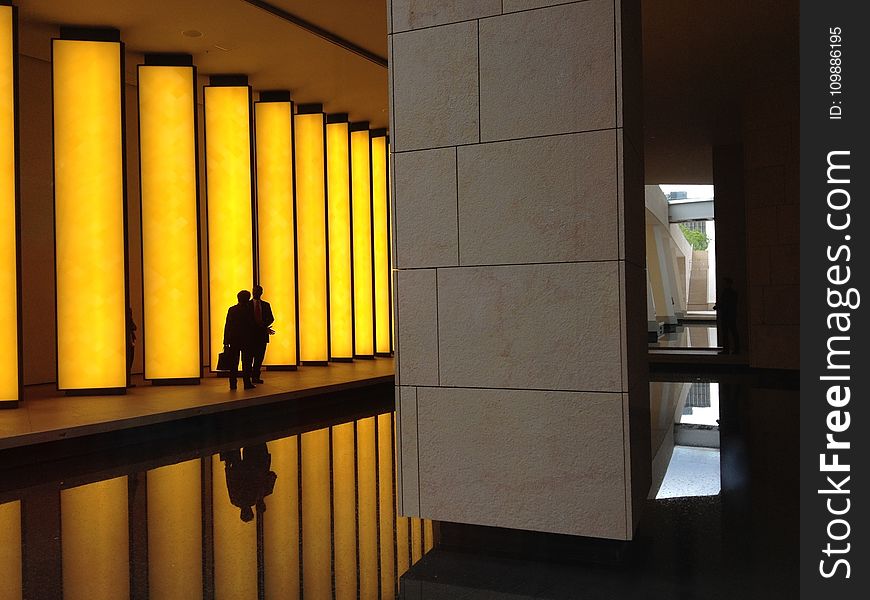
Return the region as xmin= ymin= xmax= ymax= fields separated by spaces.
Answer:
xmin=216 ymin=349 xmax=237 ymax=372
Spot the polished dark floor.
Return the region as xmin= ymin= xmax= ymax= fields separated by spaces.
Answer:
xmin=0 ymin=373 xmax=797 ymax=599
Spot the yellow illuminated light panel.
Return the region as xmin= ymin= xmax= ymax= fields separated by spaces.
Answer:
xmin=139 ymin=65 xmax=200 ymax=380
xmin=294 ymin=111 xmax=329 ymax=363
xmin=350 ymin=128 xmax=374 ymax=357
xmin=371 ymin=134 xmax=391 ymax=355
xmin=0 ymin=6 xmax=17 ymax=402
xmin=326 ymin=120 xmax=353 ymax=359
xmin=61 ymin=477 xmax=129 ymax=600
xmin=255 ymin=101 xmax=298 ymax=366
xmin=204 ymin=86 xmax=254 ymax=369
xmin=53 ymin=39 xmax=126 ymax=390
xmin=147 ymin=460 xmax=203 ymax=600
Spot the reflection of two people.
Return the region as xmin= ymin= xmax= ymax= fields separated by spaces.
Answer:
xmin=220 ymin=444 xmax=278 ymax=522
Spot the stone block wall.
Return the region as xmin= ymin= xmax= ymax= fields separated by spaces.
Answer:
xmin=389 ymin=0 xmax=649 ymax=540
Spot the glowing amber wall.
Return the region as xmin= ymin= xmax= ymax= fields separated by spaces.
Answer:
xmin=371 ymin=135 xmax=390 ymax=355
xmin=61 ymin=477 xmax=129 ymax=600
xmin=351 ymin=129 xmax=373 ymax=357
xmin=255 ymin=101 xmax=297 ymax=366
xmin=294 ymin=111 xmax=328 ymax=362
xmin=204 ymin=85 xmax=254 ymax=369
xmin=138 ymin=65 xmax=200 ymax=381
xmin=0 ymin=500 xmax=21 ymax=600
xmin=326 ymin=121 xmax=353 ymax=359
xmin=52 ymin=39 xmax=126 ymax=390
xmin=0 ymin=6 xmax=17 ymax=403
xmin=147 ymin=460 xmax=202 ymax=600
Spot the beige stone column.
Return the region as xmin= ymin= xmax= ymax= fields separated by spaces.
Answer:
xmin=390 ymin=0 xmax=648 ymax=540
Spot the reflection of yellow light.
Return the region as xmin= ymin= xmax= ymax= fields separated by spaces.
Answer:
xmin=204 ymin=86 xmax=254 ymax=369
xmin=147 ymin=460 xmax=202 ymax=600
xmin=326 ymin=120 xmax=353 ymax=360
xmin=62 ymin=477 xmax=129 ymax=600
xmin=395 ymin=409 xmax=410 ymax=577
xmin=0 ymin=500 xmax=21 ymax=599
xmin=294 ymin=110 xmax=328 ymax=363
xmin=0 ymin=7 xmax=17 ymax=402
xmin=411 ymin=517 xmax=423 ymax=563
xmin=371 ymin=134 xmax=391 ymax=355
xmin=377 ymin=413 xmax=396 ymax=595
xmin=424 ymin=519 xmax=435 ymax=552
xmin=356 ymin=416 xmax=378 ymax=598
xmin=255 ymin=101 xmax=297 ymax=366
xmin=213 ymin=453 xmax=256 ymax=600
xmin=53 ymin=39 xmax=126 ymax=391
xmin=332 ymin=423 xmax=356 ymax=600
xmin=351 ymin=128 xmax=373 ymax=357
xmin=265 ymin=436 xmax=299 ymax=598
xmin=139 ymin=65 xmax=200 ymax=381
xmin=301 ymin=428 xmax=330 ymax=599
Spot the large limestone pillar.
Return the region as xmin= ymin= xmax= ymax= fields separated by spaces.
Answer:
xmin=390 ymin=0 xmax=648 ymax=540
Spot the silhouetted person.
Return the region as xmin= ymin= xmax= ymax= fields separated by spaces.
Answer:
xmin=126 ymin=307 xmax=137 ymax=387
xmin=220 ymin=444 xmax=277 ymax=522
xmin=715 ymin=277 xmax=740 ymax=355
xmin=223 ymin=290 xmax=256 ymax=390
xmin=250 ymin=284 xmax=275 ymax=384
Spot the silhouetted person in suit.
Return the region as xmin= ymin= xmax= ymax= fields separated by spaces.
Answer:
xmin=223 ymin=290 xmax=256 ymax=390
xmin=250 ymin=284 xmax=275 ymax=384
xmin=715 ymin=276 xmax=740 ymax=355
xmin=126 ymin=307 xmax=137 ymax=387
xmin=220 ymin=444 xmax=277 ymax=522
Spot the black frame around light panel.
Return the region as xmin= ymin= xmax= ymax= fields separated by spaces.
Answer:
xmin=370 ymin=128 xmax=392 ymax=357
xmin=350 ymin=121 xmax=374 ymax=360
xmin=51 ymin=26 xmax=129 ymax=396
xmin=295 ymin=103 xmax=330 ymax=366
xmin=0 ymin=1 xmax=21 ymax=407
xmin=326 ymin=112 xmax=356 ymax=362
xmin=202 ymin=75 xmax=257 ymax=375
xmin=137 ymin=53 xmax=202 ymax=386
xmin=256 ymin=89 xmax=299 ymax=371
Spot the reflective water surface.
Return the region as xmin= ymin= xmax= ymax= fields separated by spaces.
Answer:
xmin=1 ymin=375 xmax=797 ymax=599
xmin=1 ymin=409 xmax=432 ymax=600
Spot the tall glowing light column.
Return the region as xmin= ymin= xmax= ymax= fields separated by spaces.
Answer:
xmin=326 ymin=114 xmax=353 ymax=361
xmin=138 ymin=54 xmax=201 ymax=384
xmin=254 ymin=91 xmax=298 ymax=369
xmin=0 ymin=2 xmax=20 ymax=406
xmin=52 ymin=28 xmax=127 ymax=394
xmin=350 ymin=122 xmax=374 ymax=359
xmin=370 ymin=131 xmax=391 ymax=356
xmin=294 ymin=104 xmax=329 ymax=364
xmin=204 ymin=76 xmax=255 ymax=370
